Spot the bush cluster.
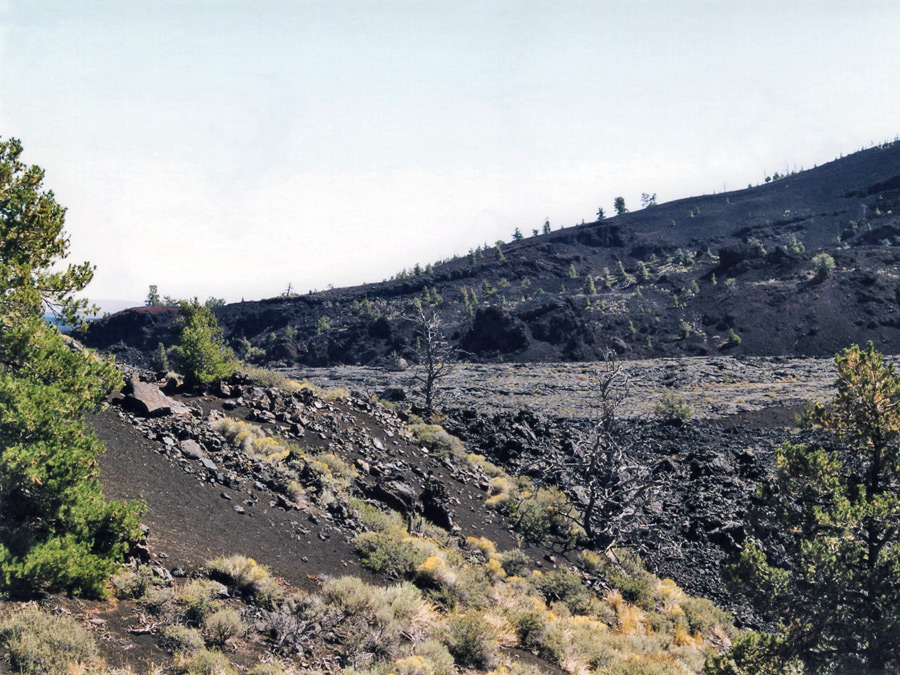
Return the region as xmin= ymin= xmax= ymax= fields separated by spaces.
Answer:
xmin=486 ymin=475 xmax=578 ymax=544
xmin=0 ymin=605 xmax=99 ymax=675
xmin=408 ymin=423 xmax=466 ymax=459
xmin=652 ymin=391 xmax=693 ymax=424
xmin=211 ymin=417 xmax=356 ymax=508
xmin=811 ymin=252 xmax=835 ymax=278
xmin=207 ymin=555 xmax=282 ymax=607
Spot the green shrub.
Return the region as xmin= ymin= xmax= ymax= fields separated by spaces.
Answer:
xmin=0 ymin=604 xmax=99 ymax=675
xmin=235 ymin=364 xmax=302 ymax=392
xmin=161 ymin=624 xmax=205 ymax=654
xmin=703 ymin=631 xmax=793 ymax=674
xmin=408 ymin=424 xmax=466 ymax=458
xmin=139 ymin=584 xmax=178 ymax=616
xmin=349 ymin=498 xmax=407 ymax=534
xmin=443 ymin=611 xmax=500 ymax=669
xmin=680 ymin=596 xmax=732 ymax=639
xmin=509 ymin=602 xmax=548 ymax=649
xmin=812 ymin=252 xmax=835 ymax=278
xmin=202 ymin=608 xmax=244 ymax=646
xmin=318 ymin=577 xmax=435 ymax=664
xmin=506 ymin=481 xmax=578 ymax=545
xmin=533 ymin=568 xmax=599 ymax=616
xmin=206 ymin=555 xmax=281 ymax=607
xmin=111 ymin=564 xmax=161 ymax=600
xmin=178 ymin=578 xmax=226 ymax=625
xmin=499 ymin=548 xmax=532 ymax=577
xmin=635 ymin=261 xmax=650 ymax=283
xmin=726 ymin=329 xmax=742 ymax=347
xmin=787 ymin=235 xmax=805 ymax=253
xmin=175 ymin=647 xmax=237 ymax=675
xmin=413 ymin=638 xmax=456 ymax=675
xmin=151 ymin=341 xmax=170 ymax=374
xmin=597 ymin=549 xmax=656 ymax=611
xmin=509 ymin=496 xmax=554 ymax=544
xmin=466 ymin=452 xmax=505 ymax=477
xmin=652 ymin=392 xmax=692 ymax=424
xmin=353 ymin=532 xmax=428 ymax=577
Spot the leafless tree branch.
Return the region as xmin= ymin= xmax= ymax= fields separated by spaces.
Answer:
xmin=530 ymin=350 xmax=650 ymax=549
xmin=408 ymin=304 xmax=454 ymax=419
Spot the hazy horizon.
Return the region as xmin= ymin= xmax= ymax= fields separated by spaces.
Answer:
xmin=2 ymin=2 xmax=898 ymax=303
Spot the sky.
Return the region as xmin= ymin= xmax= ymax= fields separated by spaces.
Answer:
xmin=1 ymin=1 xmax=898 ymax=305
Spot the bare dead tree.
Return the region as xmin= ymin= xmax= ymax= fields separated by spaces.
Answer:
xmin=409 ymin=304 xmax=454 ymax=419
xmin=532 ymin=353 xmax=650 ymax=550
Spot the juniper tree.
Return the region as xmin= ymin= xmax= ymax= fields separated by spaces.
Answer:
xmin=0 ymin=137 xmax=144 ymax=596
xmin=716 ymin=343 xmax=900 ymax=673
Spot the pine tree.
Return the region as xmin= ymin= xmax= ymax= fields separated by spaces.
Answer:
xmin=635 ymin=261 xmax=650 ymax=283
xmin=715 ymin=343 xmax=900 ymax=672
xmin=0 ymin=137 xmax=144 ymax=597
xmin=173 ymin=299 xmax=236 ymax=390
xmin=145 ymin=284 xmax=161 ymax=306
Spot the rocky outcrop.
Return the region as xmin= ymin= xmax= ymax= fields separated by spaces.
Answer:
xmin=461 ymin=307 xmax=529 ymax=356
xmin=123 ymin=377 xmax=192 ymax=417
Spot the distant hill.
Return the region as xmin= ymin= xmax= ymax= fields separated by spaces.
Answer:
xmin=82 ymin=142 xmax=900 ymax=366
xmin=45 ymin=299 xmax=141 ymax=333
xmin=92 ymin=299 xmax=143 ymax=316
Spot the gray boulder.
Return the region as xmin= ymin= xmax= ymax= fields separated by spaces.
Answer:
xmin=123 ymin=377 xmax=191 ymax=417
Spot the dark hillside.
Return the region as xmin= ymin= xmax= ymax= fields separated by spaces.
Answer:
xmin=82 ymin=142 xmax=900 ymax=366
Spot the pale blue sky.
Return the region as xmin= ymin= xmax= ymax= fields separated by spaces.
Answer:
xmin=1 ymin=1 xmax=898 ymax=303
